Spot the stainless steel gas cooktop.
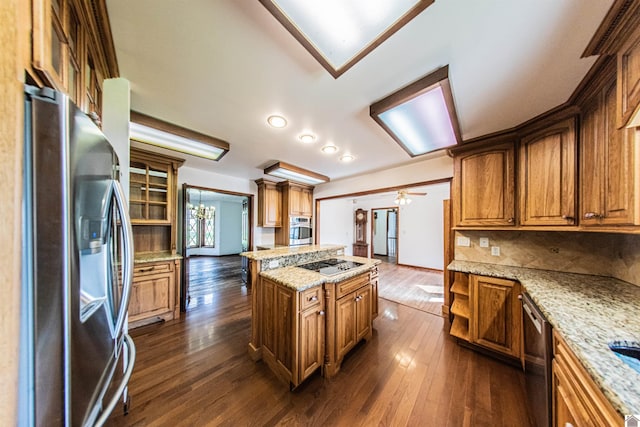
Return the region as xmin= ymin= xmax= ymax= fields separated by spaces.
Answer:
xmin=297 ymin=258 xmax=364 ymax=276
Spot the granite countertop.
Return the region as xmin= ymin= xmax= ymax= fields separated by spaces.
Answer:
xmin=260 ymin=256 xmax=381 ymax=291
xmin=448 ymin=260 xmax=640 ymax=416
xmin=134 ymin=252 xmax=182 ymax=263
xmin=240 ymin=244 xmax=346 ymax=261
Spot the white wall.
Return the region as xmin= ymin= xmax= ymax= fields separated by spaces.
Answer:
xmin=313 ymin=154 xmax=453 ymax=200
xmin=177 ymin=166 xmax=274 ymax=251
xmin=186 ymin=200 xmax=243 ymax=256
xmin=372 ymin=209 xmax=388 ymax=255
xmin=102 ymin=78 xmax=130 ymax=199
xmin=217 ymin=201 xmax=243 ymax=254
xmin=318 ymin=198 xmax=354 ymax=255
xmin=316 ymin=183 xmax=451 ymax=269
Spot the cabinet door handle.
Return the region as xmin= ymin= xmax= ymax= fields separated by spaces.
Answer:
xmin=584 ymin=212 xmax=601 ymax=219
xmin=561 ymin=215 xmax=575 ymax=222
xmin=308 ymin=295 xmax=318 ymax=302
xmin=507 ymin=217 xmax=514 ymax=223
xmin=318 ymin=310 xmax=325 ymax=316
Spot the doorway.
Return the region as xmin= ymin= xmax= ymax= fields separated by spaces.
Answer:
xmin=371 ymin=207 xmax=398 ymax=264
xmin=181 ymin=184 xmax=253 ymax=311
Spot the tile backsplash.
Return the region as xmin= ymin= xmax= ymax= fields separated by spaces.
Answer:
xmin=454 ymin=230 xmax=640 ymax=287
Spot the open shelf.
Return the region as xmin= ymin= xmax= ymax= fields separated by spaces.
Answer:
xmin=450 ymin=317 xmax=469 ymax=341
xmin=450 ymin=280 xmax=469 ymax=296
xmin=451 ymin=297 xmax=470 ymax=319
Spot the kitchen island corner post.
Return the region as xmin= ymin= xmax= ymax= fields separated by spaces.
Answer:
xmin=322 ymin=283 xmax=337 ymax=378
xmin=248 ymin=259 xmax=263 ymax=361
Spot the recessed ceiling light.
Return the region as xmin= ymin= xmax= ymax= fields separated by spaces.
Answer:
xmin=321 ymin=145 xmax=338 ymax=154
xmin=267 ymin=115 xmax=287 ymax=128
xmin=340 ymin=154 xmax=354 ymax=162
xmin=298 ymin=133 xmax=316 ymax=143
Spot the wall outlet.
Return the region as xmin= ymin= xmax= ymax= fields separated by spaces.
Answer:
xmin=491 ymin=246 xmax=500 ymax=256
xmin=268 ymin=259 xmax=279 ymax=269
xmin=479 ymin=237 xmax=489 ymax=248
xmin=456 ymin=236 xmax=471 ymax=247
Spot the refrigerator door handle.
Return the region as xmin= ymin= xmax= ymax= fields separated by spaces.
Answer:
xmin=93 ymin=333 xmax=136 ymax=427
xmin=112 ymin=179 xmax=134 ymax=337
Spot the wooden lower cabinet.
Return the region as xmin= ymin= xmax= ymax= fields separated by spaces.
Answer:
xmin=552 ymin=331 xmax=623 ymax=427
xmin=257 ymin=271 xmax=376 ymax=387
xmin=449 ymin=273 xmax=521 ymax=360
xmin=129 ymin=259 xmax=181 ymax=327
xmin=261 ymin=279 xmax=325 ymax=388
xmin=470 ymin=275 xmax=521 ymax=358
xmin=325 ymin=273 xmax=372 ymax=378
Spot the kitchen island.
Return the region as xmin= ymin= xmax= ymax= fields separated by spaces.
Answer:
xmin=448 ymin=260 xmax=640 ymax=421
xmin=241 ymin=245 xmax=380 ymax=388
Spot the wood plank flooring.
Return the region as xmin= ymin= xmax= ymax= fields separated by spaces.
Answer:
xmin=107 ymin=261 xmax=533 ymax=426
xmin=377 ymin=264 xmax=444 ymax=317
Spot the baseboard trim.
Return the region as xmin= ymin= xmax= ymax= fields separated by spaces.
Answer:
xmin=395 ymin=263 xmax=443 ymax=274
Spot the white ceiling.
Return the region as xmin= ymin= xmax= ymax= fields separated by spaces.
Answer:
xmin=107 ymin=0 xmax=613 ymax=183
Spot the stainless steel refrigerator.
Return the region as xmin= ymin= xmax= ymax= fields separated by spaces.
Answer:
xmin=19 ymin=85 xmax=136 ymax=426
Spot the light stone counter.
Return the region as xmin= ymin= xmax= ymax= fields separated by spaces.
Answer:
xmin=260 ymin=256 xmax=381 ymax=291
xmin=240 ymin=244 xmax=345 ymax=262
xmin=448 ymin=260 xmax=640 ymax=416
xmin=134 ymin=252 xmax=182 ymax=263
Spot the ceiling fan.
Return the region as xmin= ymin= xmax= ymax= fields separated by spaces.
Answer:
xmin=394 ymin=190 xmax=427 ymax=205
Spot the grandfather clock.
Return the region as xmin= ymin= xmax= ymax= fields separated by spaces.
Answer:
xmin=353 ymin=209 xmax=369 ymax=257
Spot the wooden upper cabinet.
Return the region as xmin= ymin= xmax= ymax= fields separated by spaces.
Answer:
xmin=584 ymin=0 xmax=640 ymax=128
xmin=470 ymin=275 xmax=521 ymax=359
xmin=618 ymin=25 xmax=640 ymax=128
xmin=454 ymin=141 xmax=515 ymax=226
xmin=129 ymin=149 xmax=183 ymax=225
xmin=31 ymin=0 xmax=117 ymax=119
xmin=519 ymin=117 xmax=577 ymax=226
xmin=255 ymin=179 xmax=282 ymax=227
xmin=281 ymin=182 xmax=314 ymax=217
xmin=580 ymin=77 xmax=639 ymax=226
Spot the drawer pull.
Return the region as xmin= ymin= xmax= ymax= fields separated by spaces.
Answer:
xmin=308 ymin=295 xmax=318 ymax=302
xmin=584 ymin=212 xmax=601 ymax=219
xmin=137 ymin=266 xmax=154 ymax=273
xmin=318 ymin=310 xmax=325 ymax=316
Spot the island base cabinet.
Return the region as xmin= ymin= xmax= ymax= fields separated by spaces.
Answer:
xmin=552 ymin=332 xmax=623 ymax=427
xmin=325 ymin=273 xmax=372 ymax=378
xmin=261 ymin=278 xmax=325 ymax=388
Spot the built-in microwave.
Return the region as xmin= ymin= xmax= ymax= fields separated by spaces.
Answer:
xmin=289 ymin=216 xmax=312 ymax=246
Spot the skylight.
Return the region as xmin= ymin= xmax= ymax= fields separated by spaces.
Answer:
xmin=370 ymin=66 xmax=461 ymax=157
xmin=259 ymin=0 xmax=434 ymax=78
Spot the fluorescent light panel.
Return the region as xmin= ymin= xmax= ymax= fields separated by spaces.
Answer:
xmin=130 ymin=112 xmax=230 ymax=161
xmin=264 ymin=161 xmax=329 ymax=185
xmin=370 ymin=66 xmax=461 ymax=157
xmin=260 ymin=0 xmax=434 ymax=77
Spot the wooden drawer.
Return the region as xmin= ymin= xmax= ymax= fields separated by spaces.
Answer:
xmin=300 ymin=286 xmax=322 ymax=311
xmin=133 ymin=260 xmax=174 ymax=277
xmin=336 ymin=273 xmax=369 ymax=299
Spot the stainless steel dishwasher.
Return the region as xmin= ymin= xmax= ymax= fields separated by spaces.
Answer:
xmin=522 ymin=293 xmax=553 ymax=427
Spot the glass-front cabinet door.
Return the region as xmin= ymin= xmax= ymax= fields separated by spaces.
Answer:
xmin=129 ymin=154 xmax=172 ymax=224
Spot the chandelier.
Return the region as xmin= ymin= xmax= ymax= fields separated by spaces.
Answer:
xmin=188 ymin=191 xmax=215 ymax=220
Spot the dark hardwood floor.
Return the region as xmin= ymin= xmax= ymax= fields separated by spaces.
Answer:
xmin=186 ymin=255 xmax=243 ymax=309
xmin=108 ymin=262 xmax=532 ymax=426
